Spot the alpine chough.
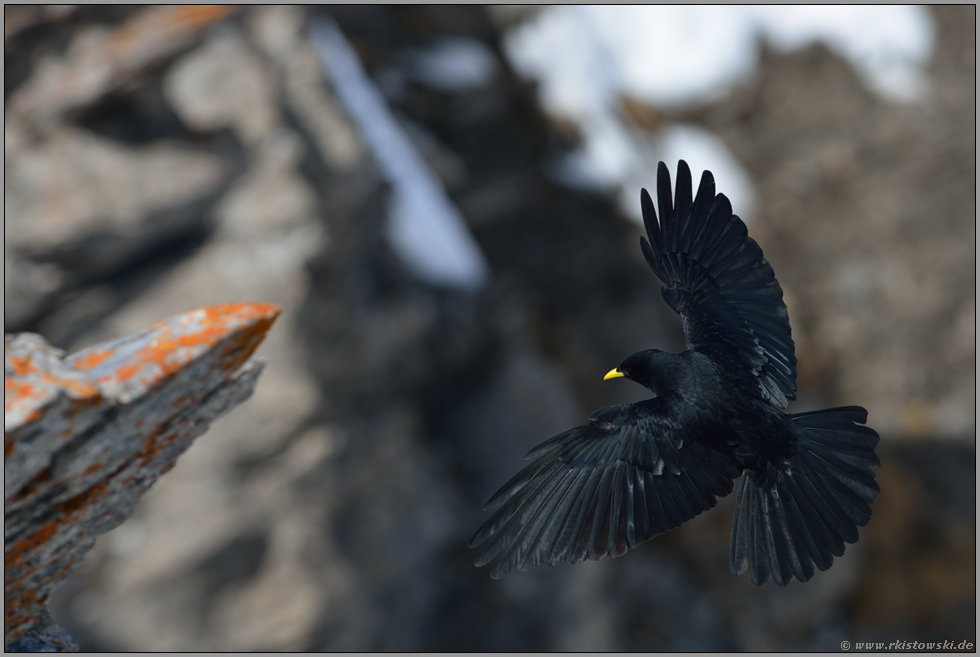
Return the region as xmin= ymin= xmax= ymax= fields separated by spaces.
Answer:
xmin=469 ymin=160 xmax=880 ymax=586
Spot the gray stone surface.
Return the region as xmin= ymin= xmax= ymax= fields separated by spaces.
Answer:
xmin=4 ymin=304 xmax=278 ymax=650
xmin=4 ymin=608 xmax=79 ymax=653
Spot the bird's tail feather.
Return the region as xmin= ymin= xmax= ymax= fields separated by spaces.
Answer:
xmin=729 ymin=406 xmax=880 ymax=586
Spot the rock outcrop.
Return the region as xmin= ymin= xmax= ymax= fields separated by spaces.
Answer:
xmin=4 ymin=303 xmax=279 ymax=650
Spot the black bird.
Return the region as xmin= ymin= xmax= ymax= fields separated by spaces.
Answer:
xmin=469 ymin=160 xmax=880 ymax=586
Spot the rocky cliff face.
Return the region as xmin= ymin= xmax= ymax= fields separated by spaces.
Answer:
xmin=5 ymin=5 xmax=974 ymax=651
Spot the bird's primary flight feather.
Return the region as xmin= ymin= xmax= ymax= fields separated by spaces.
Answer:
xmin=639 ymin=162 xmax=797 ymax=408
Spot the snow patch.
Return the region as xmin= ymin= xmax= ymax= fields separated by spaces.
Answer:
xmin=504 ymin=6 xmax=934 ymax=221
xmin=312 ymin=20 xmax=489 ymax=290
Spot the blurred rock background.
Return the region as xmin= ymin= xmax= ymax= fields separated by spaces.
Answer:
xmin=5 ymin=4 xmax=974 ymax=651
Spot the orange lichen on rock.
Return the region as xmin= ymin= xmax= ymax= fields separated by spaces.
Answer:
xmin=4 ymin=521 xmax=59 ymax=570
xmin=68 ymin=348 xmax=113 ymax=372
xmin=4 ymin=334 xmax=102 ymax=431
xmin=6 ymin=355 xmax=37 ymax=378
xmin=3 ymin=381 xmax=38 ymax=416
xmin=4 ymin=303 xmax=279 ymax=649
xmin=38 ymin=373 xmax=99 ymax=400
xmin=6 ymin=468 xmax=52 ymax=505
xmin=80 ymin=303 xmax=280 ymax=390
xmin=53 ymin=482 xmax=109 ymax=517
xmin=138 ymin=431 xmax=180 ymax=467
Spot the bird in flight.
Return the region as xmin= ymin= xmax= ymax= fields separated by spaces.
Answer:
xmin=469 ymin=160 xmax=880 ymax=586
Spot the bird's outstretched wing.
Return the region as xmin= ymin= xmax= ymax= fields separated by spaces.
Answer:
xmin=469 ymin=401 xmax=742 ymax=579
xmin=640 ymin=161 xmax=797 ymax=408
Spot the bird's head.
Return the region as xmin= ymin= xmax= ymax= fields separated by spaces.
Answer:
xmin=604 ymin=349 xmax=678 ymax=395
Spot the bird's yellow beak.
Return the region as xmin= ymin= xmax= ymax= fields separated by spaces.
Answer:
xmin=603 ymin=368 xmax=625 ymax=381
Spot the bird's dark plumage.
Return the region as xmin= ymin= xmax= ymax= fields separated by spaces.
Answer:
xmin=470 ymin=160 xmax=880 ymax=586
